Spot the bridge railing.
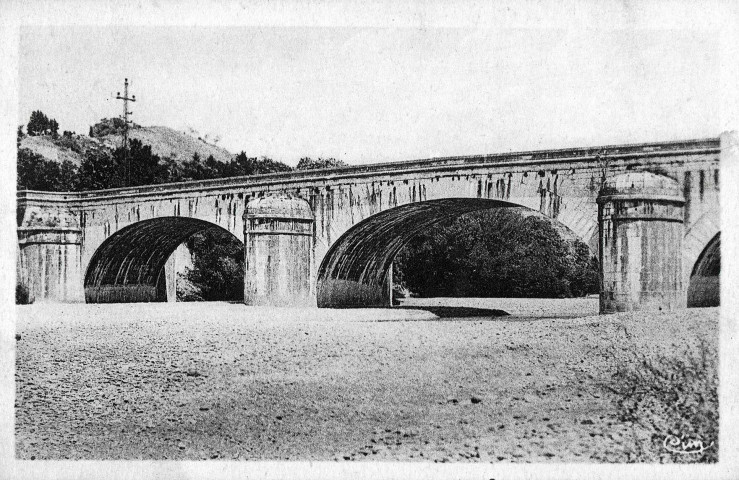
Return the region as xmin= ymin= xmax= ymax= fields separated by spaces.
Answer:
xmin=16 ymin=137 xmax=719 ymax=203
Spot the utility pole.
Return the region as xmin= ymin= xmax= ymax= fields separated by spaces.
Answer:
xmin=116 ymin=78 xmax=136 ymax=185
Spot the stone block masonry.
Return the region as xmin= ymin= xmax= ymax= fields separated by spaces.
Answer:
xmin=16 ymin=135 xmax=727 ymax=311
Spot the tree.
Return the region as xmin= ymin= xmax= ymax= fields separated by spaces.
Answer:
xmin=26 ymin=110 xmax=59 ymax=137
xmin=90 ymin=117 xmax=128 ymax=137
xmin=78 ymin=139 xmax=166 ymax=190
xmin=222 ymin=152 xmax=292 ymax=177
xmin=567 ymin=241 xmax=600 ymax=297
xmin=180 ymin=152 xmax=210 ymax=181
xmin=18 ymin=148 xmax=55 ymax=190
xmin=296 ymin=157 xmax=347 ymax=170
xmin=49 ymin=118 xmax=59 ymax=137
xmin=181 ymin=228 xmax=244 ymax=301
xmin=204 ymin=154 xmax=222 ymax=177
xmin=27 ymin=111 xmax=47 ymax=136
xmin=179 ymin=151 xmax=292 ymax=181
xmin=394 ymin=209 xmax=599 ymax=299
xmin=78 ymin=149 xmax=124 ymax=190
xmin=57 ymin=160 xmax=80 ymax=191
xmin=124 ymin=139 xmax=163 ymax=187
xmin=17 ymin=148 xmax=78 ymax=191
xmin=156 ymin=155 xmax=182 ymax=184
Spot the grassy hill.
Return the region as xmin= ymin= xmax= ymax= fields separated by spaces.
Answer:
xmin=19 ymin=134 xmax=98 ymax=166
xmin=105 ymin=126 xmax=234 ymax=165
xmin=19 ymin=122 xmax=234 ymax=167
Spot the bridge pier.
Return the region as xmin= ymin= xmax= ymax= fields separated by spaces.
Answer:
xmin=17 ymin=211 xmax=85 ymax=303
xmin=598 ymin=172 xmax=686 ymax=313
xmin=243 ymin=195 xmax=314 ymax=306
xmin=163 ymin=252 xmax=178 ymax=302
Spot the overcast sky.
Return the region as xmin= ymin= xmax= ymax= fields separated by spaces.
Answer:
xmin=18 ymin=25 xmax=724 ymax=166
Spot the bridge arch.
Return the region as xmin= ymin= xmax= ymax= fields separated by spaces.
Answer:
xmin=316 ymin=198 xmax=590 ymax=308
xmin=84 ymin=216 xmax=243 ymax=303
xmin=687 ymin=232 xmax=720 ymax=307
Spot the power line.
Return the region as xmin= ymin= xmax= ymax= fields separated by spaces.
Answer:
xmin=116 ymin=78 xmax=136 ymax=185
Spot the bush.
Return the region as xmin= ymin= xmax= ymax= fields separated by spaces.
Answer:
xmin=16 ymin=283 xmax=31 ymax=304
xmin=90 ymin=117 xmax=131 ymax=137
xmin=296 ymin=157 xmax=348 ymax=170
xmin=176 ymin=272 xmax=204 ymax=302
xmin=603 ymin=336 xmax=718 ymax=463
xmin=55 ymin=134 xmax=83 ymax=154
xmin=181 ymin=228 xmax=244 ymax=302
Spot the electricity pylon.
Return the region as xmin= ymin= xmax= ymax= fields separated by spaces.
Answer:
xmin=116 ymin=78 xmax=136 ymax=185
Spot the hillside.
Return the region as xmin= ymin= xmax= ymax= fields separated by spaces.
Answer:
xmin=19 ymin=123 xmax=234 ymax=167
xmin=104 ymin=126 xmax=234 ymax=165
xmin=19 ymin=134 xmax=97 ymax=166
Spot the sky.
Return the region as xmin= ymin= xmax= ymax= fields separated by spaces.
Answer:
xmin=18 ymin=25 xmax=726 ymax=166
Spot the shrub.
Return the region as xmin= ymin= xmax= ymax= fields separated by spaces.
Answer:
xmin=16 ymin=283 xmax=31 ymax=305
xmin=90 ymin=117 xmax=130 ymax=137
xmin=296 ymin=157 xmax=348 ymax=170
xmin=603 ymin=336 xmax=718 ymax=463
xmin=181 ymin=228 xmax=244 ymax=302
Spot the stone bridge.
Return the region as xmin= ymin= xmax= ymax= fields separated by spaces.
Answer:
xmin=17 ymin=134 xmax=729 ymax=312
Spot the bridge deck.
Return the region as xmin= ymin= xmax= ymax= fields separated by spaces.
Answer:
xmin=17 ymin=137 xmax=719 ymax=205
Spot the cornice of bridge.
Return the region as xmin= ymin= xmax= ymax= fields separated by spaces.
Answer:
xmin=16 ymin=137 xmax=720 ymax=207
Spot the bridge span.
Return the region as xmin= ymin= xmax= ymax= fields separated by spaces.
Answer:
xmin=17 ymin=134 xmax=729 ymax=312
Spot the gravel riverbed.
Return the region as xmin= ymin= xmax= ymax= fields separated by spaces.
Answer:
xmin=15 ymin=299 xmax=717 ymax=462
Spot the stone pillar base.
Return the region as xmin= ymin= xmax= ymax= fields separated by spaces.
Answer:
xmin=17 ymin=227 xmax=84 ymax=303
xmin=244 ymin=195 xmax=314 ymax=307
xmin=598 ymin=172 xmax=686 ymax=313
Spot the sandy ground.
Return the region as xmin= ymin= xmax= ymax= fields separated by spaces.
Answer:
xmin=15 ymin=299 xmax=717 ymax=462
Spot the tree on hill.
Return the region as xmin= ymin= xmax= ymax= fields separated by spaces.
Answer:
xmin=57 ymin=160 xmax=79 ymax=192
xmin=156 ymin=155 xmax=181 ymax=184
xmin=77 ymin=149 xmax=124 ymax=190
xmin=125 ymin=139 xmax=164 ymax=186
xmin=90 ymin=117 xmax=136 ymax=137
xmin=176 ymin=151 xmax=292 ymax=182
xmin=17 ymin=148 xmax=78 ymax=191
xmin=77 ymin=139 xmax=165 ymax=190
xmin=296 ymin=157 xmax=347 ymax=170
xmin=178 ymin=152 xmax=212 ymax=181
xmin=27 ymin=110 xmax=59 ymax=137
xmin=226 ymin=152 xmax=293 ymax=177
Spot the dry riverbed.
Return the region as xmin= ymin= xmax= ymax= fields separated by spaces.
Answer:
xmin=15 ymin=299 xmax=718 ymax=462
